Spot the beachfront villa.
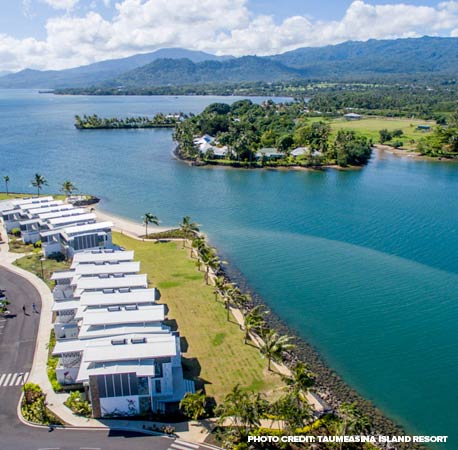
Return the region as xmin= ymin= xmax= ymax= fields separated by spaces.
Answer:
xmin=255 ymin=148 xmax=285 ymax=160
xmin=344 ymin=112 xmax=362 ymax=120
xmin=0 ymin=197 xmax=194 ymax=417
xmin=193 ymin=135 xmax=233 ymax=158
xmin=0 ymin=196 xmax=114 ymax=257
xmin=290 ymin=147 xmax=309 ymax=157
xmin=51 ymin=249 xmax=194 ymax=416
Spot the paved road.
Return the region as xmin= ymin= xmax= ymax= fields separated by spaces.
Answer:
xmin=0 ymin=267 xmax=210 ymax=450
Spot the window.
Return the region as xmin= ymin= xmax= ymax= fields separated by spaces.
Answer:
xmin=155 ymin=379 xmax=161 ymax=394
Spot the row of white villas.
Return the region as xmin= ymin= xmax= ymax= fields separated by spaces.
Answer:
xmin=0 ymin=196 xmax=113 ymax=257
xmin=50 ymin=249 xmax=194 ymax=417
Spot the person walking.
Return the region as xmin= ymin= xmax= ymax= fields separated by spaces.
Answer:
xmin=22 ymin=305 xmax=26 ymax=314
xmin=31 ymin=303 xmax=37 ymax=313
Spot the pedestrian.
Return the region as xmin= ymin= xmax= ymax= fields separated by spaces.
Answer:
xmin=32 ymin=302 xmax=37 ymax=313
xmin=22 ymin=305 xmax=26 ymax=314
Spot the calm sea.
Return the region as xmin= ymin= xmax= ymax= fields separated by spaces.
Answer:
xmin=1 ymin=90 xmax=457 ymax=447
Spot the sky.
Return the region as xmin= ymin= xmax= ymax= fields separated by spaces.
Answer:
xmin=0 ymin=0 xmax=458 ymax=72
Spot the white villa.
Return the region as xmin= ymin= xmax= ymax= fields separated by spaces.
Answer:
xmin=50 ymin=249 xmax=194 ymax=417
xmin=0 ymin=196 xmax=114 ymax=257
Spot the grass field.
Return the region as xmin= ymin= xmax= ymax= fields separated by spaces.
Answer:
xmin=14 ymin=254 xmax=70 ymax=289
xmin=113 ymin=232 xmax=283 ymax=403
xmin=0 ymin=192 xmax=67 ymax=201
xmin=310 ymin=116 xmax=435 ymax=150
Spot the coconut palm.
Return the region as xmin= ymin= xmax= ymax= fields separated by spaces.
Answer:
xmin=332 ymin=402 xmax=371 ymax=450
xmin=213 ymin=276 xmax=227 ymax=301
xmin=179 ymin=216 xmax=199 ymax=248
xmin=3 ymin=175 xmax=9 ymax=195
xmin=202 ymin=252 xmax=220 ymax=284
xmin=142 ymin=212 xmax=159 ymax=237
xmin=259 ymin=330 xmax=295 ymax=371
xmin=31 ymin=173 xmax=48 ymax=196
xmin=191 ymin=236 xmax=206 ymax=259
xmin=60 ymin=180 xmax=78 ymax=197
xmin=179 ymin=390 xmax=206 ymax=420
xmin=216 ymin=385 xmax=267 ymax=439
xmin=243 ymin=305 xmax=267 ymax=344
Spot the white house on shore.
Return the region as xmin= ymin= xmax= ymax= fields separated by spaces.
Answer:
xmin=50 ymin=249 xmax=194 ymax=417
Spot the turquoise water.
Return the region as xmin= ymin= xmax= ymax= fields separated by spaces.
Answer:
xmin=1 ymin=90 xmax=458 ymax=446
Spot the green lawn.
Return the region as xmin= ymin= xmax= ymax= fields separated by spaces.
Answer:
xmin=0 ymin=192 xmax=67 ymax=201
xmin=14 ymin=253 xmax=71 ymax=289
xmin=113 ymin=232 xmax=283 ymax=403
xmin=309 ymin=116 xmax=435 ymax=149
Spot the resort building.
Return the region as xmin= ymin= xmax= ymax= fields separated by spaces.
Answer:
xmin=50 ymin=249 xmax=194 ymax=416
xmin=344 ymin=112 xmax=362 ymax=120
xmin=290 ymin=147 xmax=309 ymax=157
xmin=41 ymin=221 xmax=114 ymax=258
xmin=255 ymin=148 xmax=285 ymax=160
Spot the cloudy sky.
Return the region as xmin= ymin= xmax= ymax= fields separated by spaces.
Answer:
xmin=1 ymin=0 xmax=458 ymax=72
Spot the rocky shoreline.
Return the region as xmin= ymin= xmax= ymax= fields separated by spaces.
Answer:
xmin=219 ymin=258 xmax=425 ymax=450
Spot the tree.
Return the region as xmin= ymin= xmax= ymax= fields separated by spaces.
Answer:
xmin=60 ymin=180 xmax=78 ymax=197
xmin=179 ymin=390 xmax=206 ymax=420
xmin=31 ymin=174 xmax=48 ymax=196
xmin=259 ymin=330 xmax=295 ymax=371
xmin=331 ymin=402 xmax=371 ymax=450
xmin=379 ymin=128 xmax=392 ymax=143
xmin=216 ymin=385 xmax=267 ymax=441
xmin=142 ymin=212 xmax=159 ymax=237
xmin=179 ymin=216 xmax=200 ymax=247
xmin=243 ymin=305 xmax=266 ymax=344
xmin=202 ymin=252 xmax=220 ymax=285
xmin=3 ymin=175 xmax=9 ymax=195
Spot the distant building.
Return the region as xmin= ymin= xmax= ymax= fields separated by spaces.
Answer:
xmin=255 ymin=148 xmax=285 ymax=160
xmin=290 ymin=147 xmax=309 ymax=157
xmin=417 ymin=125 xmax=431 ymax=131
xmin=344 ymin=113 xmax=362 ymax=120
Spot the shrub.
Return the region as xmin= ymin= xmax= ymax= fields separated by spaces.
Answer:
xmin=11 ymin=228 xmax=21 ymax=237
xmin=33 ymin=240 xmax=42 ymax=248
xmin=21 ymin=383 xmax=61 ymax=425
xmin=64 ymin=391 xmax=91 ymax=417
xmin=47 ymin=252 xmax=66 ymax=262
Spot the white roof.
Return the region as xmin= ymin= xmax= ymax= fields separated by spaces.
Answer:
xmin=23 ymin=201 xmax=64 ymax=213
xmin=79 ymin=289 xmax=156 ymax=307
xmin=75 ymin=274 xmax=148 ymax=292
xmin=83 ymin=333 xmax=178 ymax=363
xmin=73 ymin=250 xmax=134 ymax=264
xmin=73 ymin=261 xmax=140 ymax=277
xmin=52 ymin=300 xmax=81 ymax=312
xmin=51 ymin=270 xmax=75 ymax=281
xmin=81 ymin=305 xmax=165 ymax=326
xmin=27 ymin=204 xmax=74 ymax=216
xmin=291 ymin=147 xmax=308 ymax=156
xmin=78 ymin=323 xmax=169 ymax=340
xmin=62 ymin=221 xmax=113 ymax=236
xmin=77 ymin=359 xmax=155 ymax=381
xmin=9 ymin=196 xmax=54 ymax=207
xmin=37 ymin=208 xmax=85 ymax=221
xmin=47 ymin=213 xmax=96 ymax=227
xmin=53 ymin=339 xmax=86 ymax=355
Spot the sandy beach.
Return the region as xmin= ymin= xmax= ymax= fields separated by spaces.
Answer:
xmin=91 ymin=206 xmax=175 ymax=238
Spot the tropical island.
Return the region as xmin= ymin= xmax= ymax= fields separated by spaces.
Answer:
xmin=74 ymin=112 xmax=186 ymax=129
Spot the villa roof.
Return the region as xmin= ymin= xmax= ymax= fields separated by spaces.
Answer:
xmin=74 ymin=273 xmax=148 ymax=292
xmin=82 ymin=333 xmax=177 ymax=363
xmin=62 ymin=221 xmax=113 ymax=237
xmin=47 ymin=213 xmax=96 ymax=227
xmin=27 ymin=204 xmax=74 ymax=216
xmin=73 ymin=261 xmax=140 ymax=277
xmin=80 ymin=304 xmax=165 ymax=326
xmin=78 ymin=323 xmax=169 ymax=340
xmin=37 ymin=208 xmax=85 ymax=221
xmin=72 ymin=249 xmax=134 ymax=264
xmin=52 ymin=300 xmax=81 ymax=312
xmin=79 ymin=288 xmax=156 ymax=307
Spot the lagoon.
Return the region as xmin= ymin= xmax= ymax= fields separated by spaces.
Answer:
xmin=1 ymin=90 xmax=458 ymax=447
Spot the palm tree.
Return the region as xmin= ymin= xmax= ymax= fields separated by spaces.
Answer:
xmin=179 ymin=216 xmax=199 ymax=248
xmin=332 ymin=402 xmax=371 ymax=450
xmin=259 ymin=330 xmax=295 ymax=371
xmin=179 ymin=390 xmax=206 ymax=420
xmin=243 ymin=305 xmax=267 ymax=344
xmin=31 ymin=173 xmax=48 ymax=196
xmin=142 ymin=212 xmax=159 ymax=237
xmin=216 ymin=385 xmax=267 ymax=440
xmin=3 ymin=175 xmax=9 ymax=195
xmin=213 ymin=276 xmax=227 ymax=301
xmin=202 ymin=251 xmax=220 ymax=284
xmin=60 ymin=180 xmax=78 ymax=197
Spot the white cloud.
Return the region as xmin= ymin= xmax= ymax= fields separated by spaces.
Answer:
xmin=2 ymin=0 xmax=458 ymax=72
xmin=42 ymin=0 xmax=80 ymax=9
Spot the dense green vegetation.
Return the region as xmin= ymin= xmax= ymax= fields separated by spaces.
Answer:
xmin=174 ymin=99 xmax=372 ymax=168
xmin=21 ymin=383 xmax=62 ymax=425
xmin=74 ymin=113 xmax=185 ymax=129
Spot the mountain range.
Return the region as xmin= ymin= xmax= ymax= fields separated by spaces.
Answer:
xmin=0 ymin=36 xmax=457 ymax=89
